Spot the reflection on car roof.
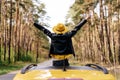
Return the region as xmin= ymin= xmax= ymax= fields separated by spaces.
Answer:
xmin=32 ymin=65 xmax=96 ymax=70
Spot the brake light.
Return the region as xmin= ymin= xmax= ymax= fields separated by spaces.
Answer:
xmin=48 ymin=78 xmax=83 ymax=80
xmin=48 ymin=78 xmax=64 ymax=80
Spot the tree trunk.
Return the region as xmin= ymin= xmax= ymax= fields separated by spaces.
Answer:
xmin=0 ymin=0 xmax=2 ymax=62
xmin=0 ymin=0 xmax=1 ymax=24
xmin=3 ymin=1 xmax=8 ymax=61
xmin=8 ymin=0 xmax=13 ymax=63
xmin=36 ymin=40 xmax=39 ymax=63
xmin=99 ymin=0 xmax=106 ymax=63
xmin=117 ymin=0 xmax=120 ymax=64
xmin=15 ymin=0 xmax=20 ymax=61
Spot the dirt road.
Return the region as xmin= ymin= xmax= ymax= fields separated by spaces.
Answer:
xmin=0 ymin=59 xmax=53 ymax=80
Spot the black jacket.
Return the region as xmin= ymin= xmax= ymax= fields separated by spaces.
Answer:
xmin=34 ymin=19 xmax=87 ymax=57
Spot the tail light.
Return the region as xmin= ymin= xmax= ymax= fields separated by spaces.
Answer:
xmin=48 ymin=78 xmax=83 ymax=80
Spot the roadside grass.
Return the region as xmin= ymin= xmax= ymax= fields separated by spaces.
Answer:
xmin=0 ymin=58 xmax=47 ymax=75
xmin=0 ymin=62 xmax=31 ymax=75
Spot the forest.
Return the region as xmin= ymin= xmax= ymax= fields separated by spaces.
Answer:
xmin=66 ymin=0 xmax=120 ymax=68
xmin=0 ymin=0 xmax=120 ymax=71
xmin=0 ymin=0 xmax=50 ymax=64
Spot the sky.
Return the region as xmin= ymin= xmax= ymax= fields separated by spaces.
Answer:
xmin=40 ymin=0 xmax=75 ymax=27
xmin=36 ymin=0 xmax=108 ymax=28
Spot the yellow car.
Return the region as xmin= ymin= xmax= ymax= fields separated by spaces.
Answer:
xmin=13 ymin=61 xmax=116 ymax=80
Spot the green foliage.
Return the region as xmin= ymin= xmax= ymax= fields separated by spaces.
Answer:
xmin=17 ymin=48 xmax=33 ymax=62
xmin=105 ymin=0 xmax=115 ymax=4
xmin=75 ymin=0 xmax=84 ymax=4
xmin=20 ymin=54 xmax=32 ymax=62
xmin=0 ymin=62 xmax=30 ymax=75
xmin=39 ymin=31 xmax=49 ymax=41
xmin=0 ymin=47 xmax=5 ymax=64
xmin=42 ymin=45 xmax=50 ymax=50
xmin=0 ymin=61 xmax=26 ymax=75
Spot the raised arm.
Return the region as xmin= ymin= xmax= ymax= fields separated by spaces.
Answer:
xmin=34 ymin=23 xmax=52 ymax=38
xmin=67 ymin=13 xmax=90 ymax=37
